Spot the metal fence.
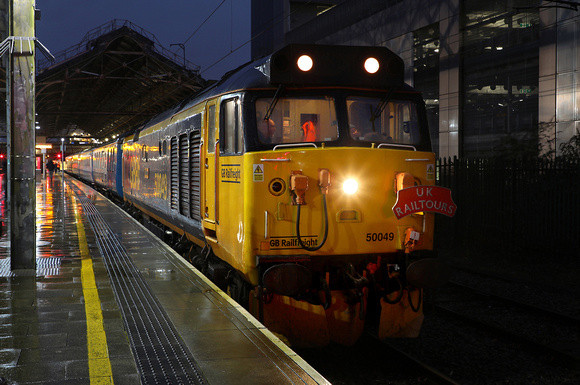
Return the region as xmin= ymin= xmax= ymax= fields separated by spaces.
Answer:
xmin=435 ymin=157 xmax=580 ymax=260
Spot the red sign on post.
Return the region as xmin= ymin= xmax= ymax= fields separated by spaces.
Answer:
xmin=393 ymin=186 xmax=457 ymax=219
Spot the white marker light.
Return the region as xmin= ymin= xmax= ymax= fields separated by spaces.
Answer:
xmin=364 ymin=57 xmax=380 ymax=74
xmin=343 ymin=179 xmax=358 ymax=195
xmin=297 ymin=55 xmax=313 ymax=72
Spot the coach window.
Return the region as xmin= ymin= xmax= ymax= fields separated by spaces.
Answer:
xmin=220 ymin=98 xmax=243 ymax=154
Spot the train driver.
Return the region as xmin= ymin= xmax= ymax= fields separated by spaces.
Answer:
xmin=258 ymin=117 xmax=277 ymax=143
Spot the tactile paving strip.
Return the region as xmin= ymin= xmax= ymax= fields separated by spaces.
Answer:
xmin=71 ymin=185 xmax=208 ymax=385
xmin=0 ymin=256 xmax=61 ymax=277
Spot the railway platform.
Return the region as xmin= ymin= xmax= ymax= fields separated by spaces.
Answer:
xmin=0 ymin=172 xmax=328 ymax=385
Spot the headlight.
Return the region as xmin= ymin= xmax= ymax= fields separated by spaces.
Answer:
xmin=343 ymin=179 xmax=358 ymax=195
xmin=364 ymin=57 xmax=380 ymax=74
xmin=297 ymin=55 xmax=313 ymax=72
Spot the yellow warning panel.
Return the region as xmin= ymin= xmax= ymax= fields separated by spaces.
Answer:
xmin=253 ymin=164 xmax=264 ymax=182
xmin=426 ymin=163 xmax=435 ymax=181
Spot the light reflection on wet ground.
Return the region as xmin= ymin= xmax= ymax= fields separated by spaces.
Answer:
xmin=0 ymin=173 xmax=80 ymax=277
xmin=0 ymin=173 xmax=6 ymax=241
xmin=0 ymin=173 xmax=139 ymax=384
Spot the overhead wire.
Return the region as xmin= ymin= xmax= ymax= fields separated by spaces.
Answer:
xmin=183 ymin=0 xmax=228 ymax=45
xmin=179 ymin=0 xmax=315 ymax=77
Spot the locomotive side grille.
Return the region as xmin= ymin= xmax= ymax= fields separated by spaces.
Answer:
xmin=170 ymin=136 xmax=179 ymax=211
xmin=189 ymin=130 xmax=202 ymax=221
xmin=179 ymin=134 xmax=190 ymax=216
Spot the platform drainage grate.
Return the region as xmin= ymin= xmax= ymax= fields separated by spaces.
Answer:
xmin=73 ymin=186 xmax=208 ymax=385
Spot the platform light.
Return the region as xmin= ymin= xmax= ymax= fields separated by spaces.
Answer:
xmin=364 ymin=57 xmax=380 ymax=74
xmin=343 ymin=178 xmax=358 ymax=195
xmin=297 ymin=55 xmax=313 ymax=72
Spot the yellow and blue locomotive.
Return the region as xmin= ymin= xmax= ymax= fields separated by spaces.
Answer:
xmin=66 ymin=44 xmax=455 ymax=347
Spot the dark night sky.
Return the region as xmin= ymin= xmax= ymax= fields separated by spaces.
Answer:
xmin=35 ymin=0 xmax=252 ymax=80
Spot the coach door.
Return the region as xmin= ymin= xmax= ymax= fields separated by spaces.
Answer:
xmin=203 ymin=102 xmax=219 ymax=236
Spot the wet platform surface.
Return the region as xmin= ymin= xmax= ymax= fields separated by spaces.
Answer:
xmin=0 ymin=173 xmax=328 ymax=385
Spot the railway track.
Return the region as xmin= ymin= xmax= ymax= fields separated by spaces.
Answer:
xmin=380 ymin=339 xmax=462 ymax=385
xmin=296 ymin=335 xmax=463 ymax=385
xmin=430 ymin=279 xmax=580 ymax=365
xmin=365 ymin=266 xmax=580 ymax=384
xmin=447 ymin=264 xmax=580 ymax=318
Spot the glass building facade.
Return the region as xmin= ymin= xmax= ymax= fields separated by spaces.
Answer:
xmin=413 ymin=24 xmax=440 ymax=154
xmin=461 ymin=1 xmax=539 ymax=157
xmin=252 ymin=0 xmax=577 ymax=158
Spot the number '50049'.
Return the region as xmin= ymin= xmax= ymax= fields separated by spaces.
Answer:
xmin=366 ymin=232 xmax=395 ymax=242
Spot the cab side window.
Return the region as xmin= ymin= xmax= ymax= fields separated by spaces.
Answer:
xmin=208 ymin=105 xmax=216 ymax=153
xmin=220 ymin=98 xmax=243 ymax=155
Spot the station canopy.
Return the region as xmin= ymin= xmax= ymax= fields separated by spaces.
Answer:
xmin=35 ymin=20 xmax=206 ymax=149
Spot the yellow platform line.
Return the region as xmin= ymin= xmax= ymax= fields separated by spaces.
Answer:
xmin=72 ymin=193 xmax=115 ymax=384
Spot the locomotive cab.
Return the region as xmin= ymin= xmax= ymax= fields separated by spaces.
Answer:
xmin=222 ymin=45 xmax=455 ymax=346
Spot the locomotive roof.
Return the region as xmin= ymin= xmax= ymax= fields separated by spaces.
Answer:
xmin=173 ymin=44 xmax=414 ymax=117
xmin=136 ymin=44 xmax=418 ymax=136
